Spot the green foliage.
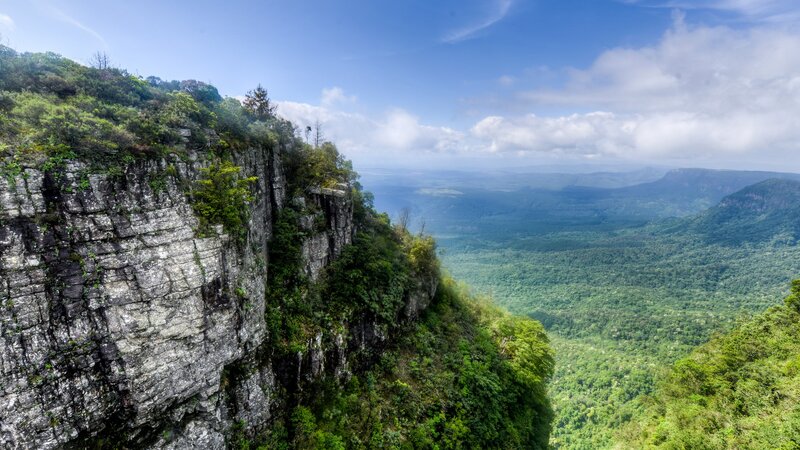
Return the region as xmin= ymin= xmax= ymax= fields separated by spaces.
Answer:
xmin=784 ymin=279 xmax=800 ymax=311
xmin=491 ymin=315 xmax=554 ymax=387
xmin=264 ymin=206 xmax=313 ymax=351
xmin=191 ymin=160 xmax=257 ymax=243
xmin=404 ymin=233 xmax=439 ymax=278
xmin=621 ymin=280 xmax=800 ymax=449
xmin=0 ymin=45 xmax=302 ymax=170
xmin=265 ymin=195 xmax=444 ymax=350
xmin=325 ymin=213 xmax=410 ymax=322
xmin=5 ymin=91 xmax=136 ymax=156
xmin=262 ymin=277 xmax=554 ymax=449
xmin=284 ymin=142 xmax=356 ymax=194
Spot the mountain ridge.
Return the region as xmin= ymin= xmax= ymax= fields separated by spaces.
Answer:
xmin=673 ymin=178 xmax=800 ymax=245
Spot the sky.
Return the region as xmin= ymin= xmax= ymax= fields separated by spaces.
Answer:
xmin=1 ymin=0 xmax=800 ymax=172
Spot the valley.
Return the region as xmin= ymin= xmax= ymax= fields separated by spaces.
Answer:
xmin=364 ymin=168 xmax=800 ymax=448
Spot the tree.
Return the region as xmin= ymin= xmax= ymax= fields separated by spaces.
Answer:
xmin=243 ymin=84 xmax=276 ymax=120
xmin=89 ymin=51 xmax=111 ymax=70
xmin=305 ymin=125 xmax=312 ymax=144
xmin=180 ymin=80 xmax=222 ymax=104
xmin=313 ymin=119 xmax=324 ymax=148
xmin=398 ymin=207 xmax=411 ymax=231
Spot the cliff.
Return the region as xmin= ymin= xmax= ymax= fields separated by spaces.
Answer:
xmin=0 ymin=46 xmax=554 ymax=449
xmin=0 ymin=145 xmax=434 ymax=448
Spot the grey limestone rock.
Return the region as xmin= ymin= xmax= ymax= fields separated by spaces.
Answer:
xmin=0 ymin=145 xmax=432 ymax=448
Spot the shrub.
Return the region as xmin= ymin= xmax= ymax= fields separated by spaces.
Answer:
xmin=191 ymin=160 xmax=257 ymax=243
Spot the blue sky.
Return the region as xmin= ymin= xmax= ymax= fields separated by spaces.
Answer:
xmin=2 ymin=0 xmax=800 ymax=171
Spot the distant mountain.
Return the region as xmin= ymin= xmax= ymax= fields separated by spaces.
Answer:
xmin=678 ymin=178 xmax=800 ymax=245
xmin=362 ymin=167 xmax=800 ymax=239
xmin=360 ymin=166 xmax=667 ymax=192
xmin=606 ymin=168 xmax=800 ymax=217
xmin=622 ymin=168 xmax=800 ymax=196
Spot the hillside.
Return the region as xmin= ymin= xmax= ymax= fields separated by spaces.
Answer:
xmin=620 ymin=280 xmax=800 ymax=449
xmin=0 ymin=47 xmax=553 ymax=448
xmin=680 ymin=178 xmax=800 ymax=245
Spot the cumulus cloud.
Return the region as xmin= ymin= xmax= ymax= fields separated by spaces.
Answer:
xmin=276 ymin=17 xmax=800 ymax=169
xmin=472 ymin=110 xmax=798 ymax=161
xmin=0 ymin=13 xmax=14 ymax=31
xmin=373 ymin=109 xmax=463 ymax=151
xmin=472 ymin=17 xmax=800 ymax=165
xmin=276 ymin=89 xmax=464 ymax=167
xmin=472 ymin=112 xmax=634 ymax=156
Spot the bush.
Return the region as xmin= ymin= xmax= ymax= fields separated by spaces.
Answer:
xmin=191 ymin=160 xmax=257 ymax=243
xmin=284 ymin=142 xmax=356 ymax=194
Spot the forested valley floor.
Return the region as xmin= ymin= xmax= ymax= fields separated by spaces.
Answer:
xmin=367 ymin=170 xmax=800 ymax=448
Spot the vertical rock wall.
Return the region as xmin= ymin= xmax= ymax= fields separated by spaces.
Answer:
xmin=0 ymin=146 xmax=434 ymax=449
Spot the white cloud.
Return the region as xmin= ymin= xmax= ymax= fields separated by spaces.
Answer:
xmin=373 ymin=109 xmax=463 ymax=151
xmin=321 ymin=87 xmax=356 ymax=107
xmin=471 ymin=109 xmax=798 ymax=161
xmin=470 ymin=18 xmax=800 ymax=166
xmin=472 ymin=112 xmax=629 ymax=155
xmin=277 ymin=15 xmax=800 ymax=170
xmin=526 ymin=20 xmax=800 ymax=113
xmin=442 ymin=0 xmax=513 ymax=43
xmin=276 ymin=100 xmax=464 ymax=167
xmin=0 ymin=13 xmax=14 ymax=31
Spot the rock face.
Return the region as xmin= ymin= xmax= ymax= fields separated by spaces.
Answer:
xmin=0 ymin=147 xmax=434 ymax=448
xmin=300 ymin=186 xmax=353 ymax=281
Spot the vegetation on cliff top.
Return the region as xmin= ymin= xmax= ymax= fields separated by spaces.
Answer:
xmin=0 ymin=45 xmax=355 ymax=237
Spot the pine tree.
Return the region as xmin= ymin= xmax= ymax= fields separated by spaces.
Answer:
xmin=243 ymin=84 xmax=276 ymax=120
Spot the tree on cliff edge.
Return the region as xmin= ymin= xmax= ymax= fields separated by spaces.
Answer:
xmin=243 ymin=84 xmax=277 ymax=120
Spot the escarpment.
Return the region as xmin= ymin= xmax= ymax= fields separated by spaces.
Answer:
xmin=0 ymin=47 xmax=555 ymax=449
xmin=0 ymin=145 xmax=437 ymax=449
